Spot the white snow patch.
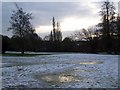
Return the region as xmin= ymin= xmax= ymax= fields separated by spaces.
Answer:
xmin=2 ymin=53 xmax=118 ymax=88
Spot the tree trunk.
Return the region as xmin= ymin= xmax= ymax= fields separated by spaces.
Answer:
xmin=21 ymin=48 xmax=24 ymax=54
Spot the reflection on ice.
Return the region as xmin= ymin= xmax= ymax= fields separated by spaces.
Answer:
xmin=42 ymin=76 xmax=52 ymax=82
xmin=59 ymin=75 xmax=74 ymax=82
xmin=79 ymin=61 xmax=103 ymax=65
xmin=73 ymin=69 xmax=98 ymax=72
xmin=37 ymin=74 xmax=76 ymax=83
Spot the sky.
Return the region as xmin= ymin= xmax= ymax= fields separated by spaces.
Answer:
xmin=1 ymin=0 xmax=120 ymax=38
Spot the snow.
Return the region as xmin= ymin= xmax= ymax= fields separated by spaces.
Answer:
xmin=2 ymin=53 xmax=118 ymax=88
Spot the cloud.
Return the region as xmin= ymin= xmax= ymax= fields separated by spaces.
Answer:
xmin=0 ymin=3 xmax=2 ymax=34
xmin=118 ymin=1 xmax=120 ymax=14
xmin=17 ymin=2 xmax=96 ymax=26
xmin=2 ymin=2 xmax=97 ymax=34
xmin=2 ymin=1 xmax=119 ymax=37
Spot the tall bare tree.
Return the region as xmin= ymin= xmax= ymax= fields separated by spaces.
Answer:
xmin=51 ymin=17 xmax=62 ymax=41
xmin=99 ymin=0 xmax=116 ymax=53
xmin=56 ymin=22 xmax=62 ymax=41
xmin=52 ymin=17 xmax=56 ymax=41
xmin=117 ymin=14 xmax=120 ymax=39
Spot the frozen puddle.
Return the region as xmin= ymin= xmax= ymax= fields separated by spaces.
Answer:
xmin=34 ymin=64 xmax=99 ymax=87
xmin=36 ymin=74 xmax=76 ymax=83
xmin=79 ymin=61 xmax=103 ymax=65
xmin=34 ymin=70 xmax=83 ymax=88
xmin=34 ymin=68 xmax=98 ymax=84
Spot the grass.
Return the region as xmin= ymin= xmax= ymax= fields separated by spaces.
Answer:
xmin=1 ymin=53 xmax=51 ymax=57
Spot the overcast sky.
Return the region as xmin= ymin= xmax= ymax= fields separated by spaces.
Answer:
xmin=2 ymin=0 xmax=119 ymax=38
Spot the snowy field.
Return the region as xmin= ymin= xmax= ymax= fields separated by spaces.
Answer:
xmin=2 ymin=53 xmax=118 ymax=88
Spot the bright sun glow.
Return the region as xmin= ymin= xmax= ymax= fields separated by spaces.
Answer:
xmin=61 ymin=17 xmax=100 ymax=31
xmin=35 ymin=16 xmax=100 ymax=34
xmin=35 ymin=25 xmax=52 ymax=33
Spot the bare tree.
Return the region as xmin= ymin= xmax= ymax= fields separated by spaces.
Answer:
xmin=8 ymin=3 xmax=35 ymax=54
xmin=44 ymin=35 xmax=50 ymax=41
xmin=71 ymin=27 xmax=99 ymax=53
xmin=52 ymin=17 xmax=56 ymax=41
xmin=72 ymin=27 xmax=98 ymax=41
xmin=117 ymin=14 xmax=120 ymax=39
xmin=99 ymin=0 xmax=116 ymax=53
xmin=56 ymin=22 xmax=62 ymax=41
xmin=51 ymin=17 xmax=62 ymax=42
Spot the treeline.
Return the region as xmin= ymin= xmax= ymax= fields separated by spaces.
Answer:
xmin=1 ymin=1 xmax=120 ymax=54
xmin=1 ymin=33 xmax=120 ymax=54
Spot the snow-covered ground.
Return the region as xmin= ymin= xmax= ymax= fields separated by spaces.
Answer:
xmin=2 ymin=53 xmax=118 ymax=88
